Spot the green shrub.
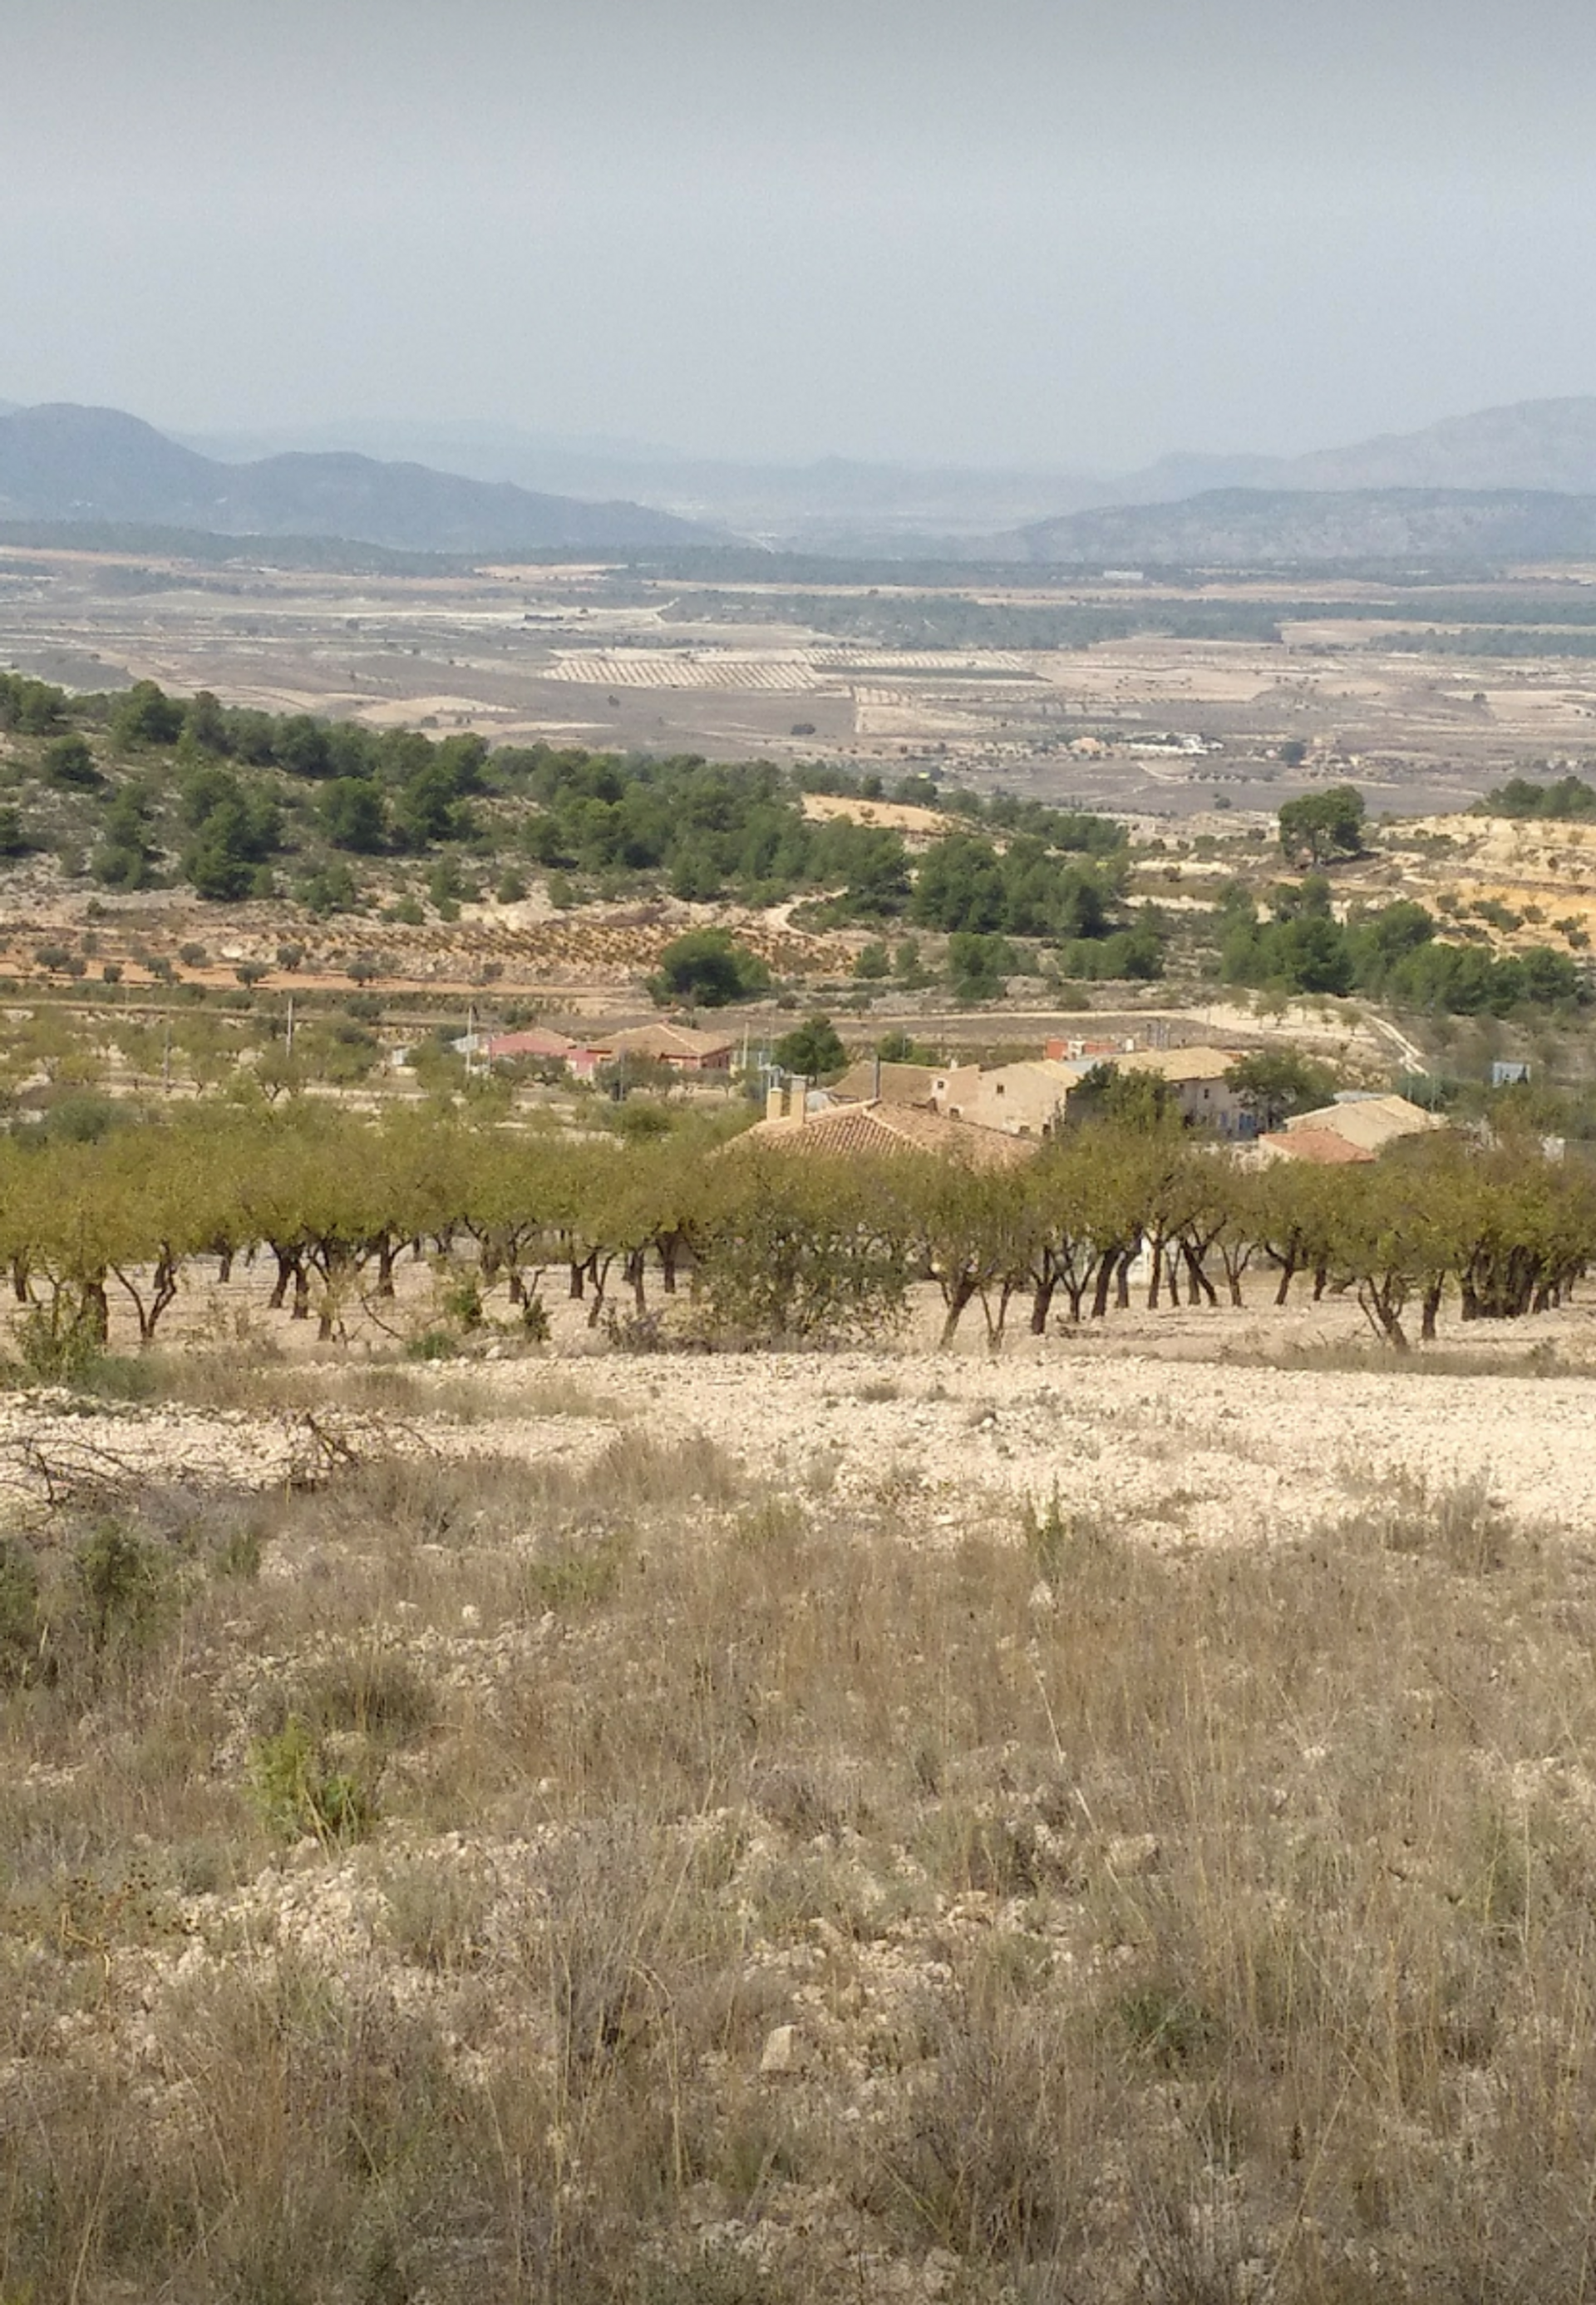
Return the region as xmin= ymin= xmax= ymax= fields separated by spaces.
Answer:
xmin=0 ymin=1539 xmax=42 ymax=1684
xmin=11 ymin=1301 xmax=105 ymax=1386
xmin=249 ymin=1716 xmax=376 ymax=1845
xmin=73 ymin=1521 xmax=173 ymax=1655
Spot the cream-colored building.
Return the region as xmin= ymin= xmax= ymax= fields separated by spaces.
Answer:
xmin=929 ymin=1045 xmax=1250 ymax=1140
xmin=929 ymin=1060 xmax=1078 ymax=1139
xmin=1110 ymin=1047 xmax=1250 ymax=1137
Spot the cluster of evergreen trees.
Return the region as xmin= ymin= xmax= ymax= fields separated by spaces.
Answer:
xmin=1476 ymin=773 xmax=1596 ymax=820
xmin=0 ymin=674 xmax=1158 ymax=968
xmin=1219 ymin=877 xmax=1585 ymax=1014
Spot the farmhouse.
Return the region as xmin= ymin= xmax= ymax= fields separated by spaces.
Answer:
xmin=926 ymin=1044 xmax=1249 ymax=1140
xmin=740 ymin=1098 xmax=1033 ymax=1170
xmin=1109 ymin=1047 xmax=1250 ymax=1136
xmin=564 ymin=1023 xmax=738 ymax=1081
xmin=481 ymin=1027 xmax=577 ymax=1064
xmin=929 ymin=1060 xmax=1077 ymax=1138
xmin=1283 ymin=1093 xmax=1445 ymax=1155
xmin=608 ymin=1023 xmax=736 ymax=1072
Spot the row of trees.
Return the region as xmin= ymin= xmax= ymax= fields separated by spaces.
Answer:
xmin=1477 ymin=772 xmax=1596 ymax=820
xmin=2 ymin=1103 xmax=1588 ymax=1362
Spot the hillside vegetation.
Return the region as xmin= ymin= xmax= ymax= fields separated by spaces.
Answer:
xmin=9 ymin=671 xmax=1596 ymax=1032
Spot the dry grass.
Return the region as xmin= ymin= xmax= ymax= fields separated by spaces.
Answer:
xmin=80 ymin=1346 xmax=618 ymax=1425
xmin=1219 ymin=1332 xmax=1574 ymax=1380
xmin=5 ymin=1425 xmax=1596 ymax=2299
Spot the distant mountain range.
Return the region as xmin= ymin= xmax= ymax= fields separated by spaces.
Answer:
xmin=1098 ymin=398 xmax=1596 ymax=506
xmin=180 ymin=416 xmax=1096 ymax=545
xmin=11 ymin=394 xmax=1596 ymax=565
xmin=177 ymin=396 xmax=1596 ymax=550
xmin=1013 ymin=486 xmax=1596 ymax=569
xmin=0 ymin=404 xmax=717 ymax=552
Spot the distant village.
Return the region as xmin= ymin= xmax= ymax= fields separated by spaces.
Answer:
xmin=447 ymin=1017 xmax=1446 ymax=1171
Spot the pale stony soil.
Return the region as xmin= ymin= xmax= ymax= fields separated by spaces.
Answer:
xmin=8 ymin=1269 xmax=1596 ymax=1549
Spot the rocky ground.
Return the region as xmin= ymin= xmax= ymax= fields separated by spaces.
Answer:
xmin=7 ymin=1275 xmax=1594 ymax=1549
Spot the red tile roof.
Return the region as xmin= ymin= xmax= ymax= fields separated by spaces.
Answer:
xmin=740 ymin=1101 xmax=1034 ymax=1169
xmin=1258 ymin=1126 xmax=1375 ymax=1165
xmin=484 ymin=1028 xmax=575 ymax=1061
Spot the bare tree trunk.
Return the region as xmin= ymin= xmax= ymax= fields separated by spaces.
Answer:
xmin=938 ymin=1274 xmax=978 ymax=1347
xmin=1183 ymin=1244 xmax=1218 ymax=1307
xmin=81 ymin=1274 xmax=110 ymax=1346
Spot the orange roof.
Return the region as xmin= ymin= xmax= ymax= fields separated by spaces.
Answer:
xmin=740 ymin=1101 xmax=1033 ymax=1169
xmin=1258 ymin=1126 xmax=1375 ymax=1166
xmin=608 ymin=1023 xmax=735 ymax=1061
xmin=484 ymin=1027 xmax=575 ymax=1060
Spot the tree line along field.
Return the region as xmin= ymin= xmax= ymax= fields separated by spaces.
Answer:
xmin=10 ymin=1094 xmax=1596 ymax=2298
xmin=4 ymin=1096 xmax=1591 ymax=1372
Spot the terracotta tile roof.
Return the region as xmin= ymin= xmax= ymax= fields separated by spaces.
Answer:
xmin=607 ymin=1023 xmax=736 ymax=1061
xmin=740 ymin=1101 xmax=1034 ymax=1169
xmin=1257 ymin=1126 xmax=1375 ymax=1165
xmin=484 ymin=1028 xmax=575 ymax=1060
xmin=1284 ymin=1095 xmax=1445 ymax=1152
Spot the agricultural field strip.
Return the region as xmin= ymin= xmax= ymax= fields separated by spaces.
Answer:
xmin=542 ymin=648 xmax=1035 ymax=690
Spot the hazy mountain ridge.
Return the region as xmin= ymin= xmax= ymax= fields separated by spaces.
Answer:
xmin=1017 ymin=486 xmax=1596 ymax=568
xmin=12 ymin=395 xmax=1596 ymax=564
xmin=175 ymin=396 xmax=1596 ymax=543
xmin=0 ymin=404 xmax=718 ymax=552
xmin=181 ymin=417 xmax=1101 ymax=539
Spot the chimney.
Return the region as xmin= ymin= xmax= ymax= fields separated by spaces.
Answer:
xmin=766 ymin=1081 xmax=785 ymax=1124
xmin=795 ymin=1075 xmax=809 ymax=1124
xmin=872 ymin=1052 xmax=882 ymax=1101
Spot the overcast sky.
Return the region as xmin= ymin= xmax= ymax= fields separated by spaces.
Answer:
xmin=5 ymin=0 xmax=1594 ymax=470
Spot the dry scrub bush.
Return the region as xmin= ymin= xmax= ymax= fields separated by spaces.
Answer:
xmin=8 ymin=1434 xmax=1596 ymax=2298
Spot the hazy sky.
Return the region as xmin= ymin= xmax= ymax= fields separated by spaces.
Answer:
xmin=6 ymin=0 xmax=1595 ymax=470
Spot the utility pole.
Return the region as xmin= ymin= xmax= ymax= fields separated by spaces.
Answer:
xmin=285 ymin=994 xmax=295 ymax=1057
